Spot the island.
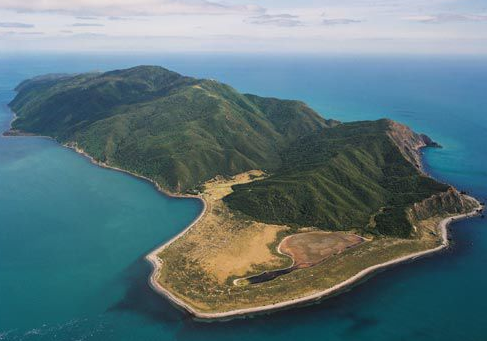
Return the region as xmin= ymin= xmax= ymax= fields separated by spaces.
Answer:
xmin=5 ymin=66 xmax=482 ymax=319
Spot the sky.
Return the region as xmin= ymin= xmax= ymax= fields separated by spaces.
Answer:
xmin=1 ymin=0 xmax=487 ymax=54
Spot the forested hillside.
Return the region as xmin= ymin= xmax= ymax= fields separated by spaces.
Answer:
xmin=9 ymin=66 xmax=457 ymax=237
xmin=10 ymin=66 xmax=333 ymax=191
xmin=224 ymin=120 xmax=448 ymax=237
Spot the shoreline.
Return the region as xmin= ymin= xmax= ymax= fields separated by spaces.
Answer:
xmin=145 ymin=204 xmax=481 ymax=320
xmin=3 ymin=119 xmax=483 ymax=321
xmin=61 ymin=144 xmax=214 ymax=317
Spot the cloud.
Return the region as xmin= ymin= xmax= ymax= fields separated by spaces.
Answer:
xmin=2 ymin=30 xmax=43 ymax=35
xmin=0 ymin=22 xmax=34 ymax=28
xmin=322 ymin=18 xmax=362 ymax=25
xmin=0 ymin=0 xmax=265 ymax=16
xmin=107 ymin=16 xmax=130 ymax=21
xmin=404 ymin=13 xmax=487 ymax=23
xmin=70 ymin=32 xmax=108 ymax=37
xmin=70 ymin=23 xmax=105 ymax=27
xmin=247 ymin=14 xmax=303 ymax=27
xmin=18 ymin=31 xmax=44 ymax=35
xmin=75 ymin=15 xmax=98 ymax=20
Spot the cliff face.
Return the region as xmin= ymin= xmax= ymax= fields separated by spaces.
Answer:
xmin=386 ymin=120 xmax=478 ymax=225
xmin=384 ymin=119 xmax=480 ymax=236
xmin=386 ymin=119 xmax=440 ymax=172
xmin=409 ymin=187 xmax=479 ymax=223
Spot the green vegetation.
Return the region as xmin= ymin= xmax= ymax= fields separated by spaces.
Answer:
xmin=10 ymin=65 xmax=480 ymax=316
xmin=10 ymin=66 xmax=331 ymax=192
xmin=10 ymin=66 xmax=455 ymax=238
xmin=225 ymin=120 xmax=449 ymax=237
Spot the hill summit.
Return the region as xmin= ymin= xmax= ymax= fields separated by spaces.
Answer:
xmin=8 ymin=65 xmax=473 ymax=238
xmin=10 ymin=65 xmax=335 ymax=192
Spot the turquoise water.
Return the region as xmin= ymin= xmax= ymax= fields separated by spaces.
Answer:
xmin=1 ymin=54 xmax=486 ymax=340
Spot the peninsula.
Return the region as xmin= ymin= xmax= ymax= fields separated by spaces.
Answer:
xmin=5 ymin=66 xmax=482 ymax=319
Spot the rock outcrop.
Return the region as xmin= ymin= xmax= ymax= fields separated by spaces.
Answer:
xmin=386 ymin=119 xmax=440 ymax=172
xmin=409 ymin=187 xmax=479 ymax=222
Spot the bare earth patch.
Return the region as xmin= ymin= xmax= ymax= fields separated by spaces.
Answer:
xmin=280 ymin=231 xmax=364 ymax=268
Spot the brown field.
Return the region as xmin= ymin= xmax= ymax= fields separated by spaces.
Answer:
xmin=155 ymin=171 xmax=464 ymax=315
xmin=280 ymin=231 xmax=364 ymax=268
xmin=158 ymin=171 xmax=290 ymax=292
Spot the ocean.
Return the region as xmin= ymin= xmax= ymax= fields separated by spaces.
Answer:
xmin=0 ymin=53 xmax=486 ymax=340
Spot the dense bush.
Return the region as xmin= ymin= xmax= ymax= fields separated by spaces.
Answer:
xmin=10 ymin=66 xmax=330 ymax=191
xmin=11 ymin=66 xmax=450 ymax=238
xmin=224 ymin=120 xmax=449 ymax=237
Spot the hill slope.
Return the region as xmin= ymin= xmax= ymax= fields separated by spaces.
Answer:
xmin=7 ymin=65 xmax=470 ymax=238
xmin=224 ymin=119 xmax=450 ymax=237
xmin=9 ymin=66 xmax=333 ymax=192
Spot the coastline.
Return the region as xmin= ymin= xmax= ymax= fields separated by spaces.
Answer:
xmin=2 ymin=127 xmax=210 ymax=316
xmin=145 ymin=203 xmax=481 ymax=320
xmin=4 ymin=118 xmax=482 ymax=321
xmin=57 ymin=144 xmax=215 ymax=317
xmin=61 ymin=144 xmax=214 ymax=316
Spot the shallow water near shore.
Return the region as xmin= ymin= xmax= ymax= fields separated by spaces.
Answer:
xmin=0 ymin=54 xmax=486 ymax=340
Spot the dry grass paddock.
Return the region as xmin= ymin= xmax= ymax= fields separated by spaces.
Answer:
xmin=155 ymin=171 xmax=457 ymax=314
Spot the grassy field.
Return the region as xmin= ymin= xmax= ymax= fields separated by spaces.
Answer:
xmin=155 ymin=172 xmax=472 ymax=314
xmin=157 ymin=171 xmax=291 ymax=311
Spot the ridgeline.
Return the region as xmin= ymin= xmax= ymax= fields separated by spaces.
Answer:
xmin=8 ymin=65 xmax=469 ymax=239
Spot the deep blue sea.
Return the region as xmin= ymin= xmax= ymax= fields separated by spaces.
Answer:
xmin=0 ymin=54 xmax=486 ymax=341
